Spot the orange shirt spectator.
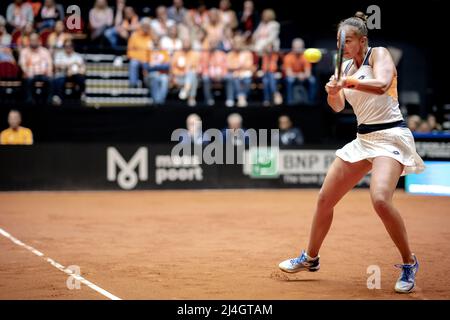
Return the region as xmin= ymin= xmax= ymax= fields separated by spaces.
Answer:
xmin=187 ymin=50 xmax=201 ymax=72
xmin=227 ymin=50 xmax=254 ymax=78
xmin=0 ymin=110 xmax=33 ymax=145
xmin=262 ymin=52 xmax=280 ymax=73
xmin=0 ymin=126 xmax=33 ymax=144
xmin=283 ymin=52 xmax=311 ymax=74
xmin=172 ymin=49 xmax=201 ymax=75
xmin=171 ymin=50 xmax=188 ymax=76
xmin=127 ymin=29 xmax=153 ymax=63
xmin=201 ymin=50 xmax=227 ymax=79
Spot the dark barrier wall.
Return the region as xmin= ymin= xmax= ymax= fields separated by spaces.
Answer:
xmin=1 ymin=144 xmax=359 ymax=191
xmin=1 ymin=137 xmax=448 ymax=191
xmin=0 ymin=104 xmax=341 ymax=144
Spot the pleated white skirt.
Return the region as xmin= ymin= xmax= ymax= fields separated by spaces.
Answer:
xmin=336 ymin=126 xmax=425 ymax=176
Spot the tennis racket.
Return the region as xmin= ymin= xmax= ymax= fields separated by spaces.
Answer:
xmin=335 ymin=29 xmax=346 ymax=81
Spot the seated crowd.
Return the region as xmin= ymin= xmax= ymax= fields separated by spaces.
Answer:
xmin=123 ymin=0 xmax=317 ymax=107
xmin=1 ymin=0 xmax=85 ymax=105
xmin=0 ymin=0 xmax=317 ymax=106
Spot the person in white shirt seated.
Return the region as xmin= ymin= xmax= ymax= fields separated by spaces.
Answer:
xmin=151 ymin=6 xmax=175 ymax=40
xmin=52 ymin=39 xmax=86 ymax=105
xmin=159 ymin=25 xmax=182 ymax=55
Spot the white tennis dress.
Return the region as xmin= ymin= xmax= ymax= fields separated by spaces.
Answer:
xmin=335 ymin=47 xmax=425 ymax=175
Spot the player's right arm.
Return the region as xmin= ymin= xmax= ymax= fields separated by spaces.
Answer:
xmin=325 ymin=75 xmax=345 ymax=112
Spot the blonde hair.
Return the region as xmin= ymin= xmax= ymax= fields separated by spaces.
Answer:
xmin=338 ymin=11 xmax=368 ymax=37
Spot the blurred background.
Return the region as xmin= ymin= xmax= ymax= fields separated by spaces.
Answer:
xmin=0 ymin=0 xmax=449 ymax=193
xmin=0 ymin=0 xmax=448 ymax=144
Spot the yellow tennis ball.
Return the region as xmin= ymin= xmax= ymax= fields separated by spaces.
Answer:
xmin=304 ymin=48 xmax=322 ymax=63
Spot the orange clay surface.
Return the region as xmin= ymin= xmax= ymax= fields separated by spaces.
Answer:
xmin=1 ymin=190 xmax=449 ymax=300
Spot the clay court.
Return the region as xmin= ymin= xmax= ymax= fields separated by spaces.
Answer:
xmin=1 ymin=189 xmax=449 ymax=300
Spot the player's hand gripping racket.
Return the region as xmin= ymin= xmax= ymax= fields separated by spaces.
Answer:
xmin=335 ymin=29 xmax=346 ymax=81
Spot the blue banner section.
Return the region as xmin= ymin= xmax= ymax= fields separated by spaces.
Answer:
xmin=405 ymin=161 xmax=450 ymax=196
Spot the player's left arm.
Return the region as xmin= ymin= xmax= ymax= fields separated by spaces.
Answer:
xmin=341 ymin=47 xmax=395 ymax=95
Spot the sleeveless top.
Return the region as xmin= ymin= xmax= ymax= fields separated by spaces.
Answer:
xmin=342 ymin=47 xmax=403 ymax=125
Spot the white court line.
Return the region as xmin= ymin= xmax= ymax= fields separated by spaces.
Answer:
xmin=0 ymin=227 xmax=122 ymax=300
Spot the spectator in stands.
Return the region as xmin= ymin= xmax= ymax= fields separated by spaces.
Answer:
xmin=26 ymin=0 xmax=43 ymax=17
xmin=52 ymin=39 xmax=86 ymax=105
xmin=172 ymin=40 xmax=201 ymax=107
xmin=416 ymin=120 xmax=431 ymax=133
xmin=407 ymin=114 xmax=421 ymax=132
xmin=427 ymin=114 xmax=443 ymax=132
xmin=159 ymin=25 xmax=182 ymax=55
xmin=179 ymin=113 xmax=209 ymax=145
xmin=183 ymin=18 xmax=206 ymax=51
xmin=0 ymin=109 xmax=33 ymax=145
xmin=151 ymin=6 xmax=175 ymax=41
xmin=222 ymin=112 xmax=248 ymax=147
xmin=227 ymin=34 xmax=254 ymax=107
xmin=112 ymin=0 xmax=126 ymax=27
xmin=19 ymin=32 xmax=54 ymax=105
xmin=204 ymin=9 xmax=225 ymax=49
xmin=176 ymin=21 xmax=191 ymax=49
xmin=6 ymin=0 xmax=34 ymax=32
xmin=260 ymin=43 xmax=282 ymax=106
xmin=183 ymin=1 xmax=209 ymax=49
xmin=35 ymin=0 xmax=64 ymax=32
xmin=171 ymin=44 xmax=188 ymax=92
xmin=127 ymin=17 xmax=154 ymax=88
xmin=252 ymin=9 xmax=279 ymax=55
xmin=201 ymin=41 xmax=229 ymax=106
xmin=104 ymin=4 xmax=139 ymax=51
xmin=89 ymin=0 xmax=114 ymax=43
xmin=168 ymin=0 xmax=187 ymax=24
xmin=185 ymin=0 xmax=209 ymax=28
xmin=219 ymin=0 xmax=238 ymax=30
xmin=283 ymin=38 xmax=317 ymax=105
xmin=218 ymin=26 xmax=233 ymax=52
xmin=0 ymin=17 xmax=14 ymax=62
xmin=0 ymin=15 xmax=7 ymax=33
xmin=237 ymin=0 xmax=259 ymax=40
xmin=46 ymin=20 xmax=71 ymax=54
xmin=276 ymin=115 xmax=304 ymax=146
xmin=15 ymin=21 xmax=34 ymax=48
xmin=146 ymin=43 xmax=171 ymax=105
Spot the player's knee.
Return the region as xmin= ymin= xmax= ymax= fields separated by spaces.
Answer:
xmin=316 ymin=189 xmax=334 ymax=211
xmin=371 ymin=192 xmax=391 ymax=214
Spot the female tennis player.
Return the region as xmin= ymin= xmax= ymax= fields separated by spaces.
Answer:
xmin=278 ymin=12 xmax=425 ymax=293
